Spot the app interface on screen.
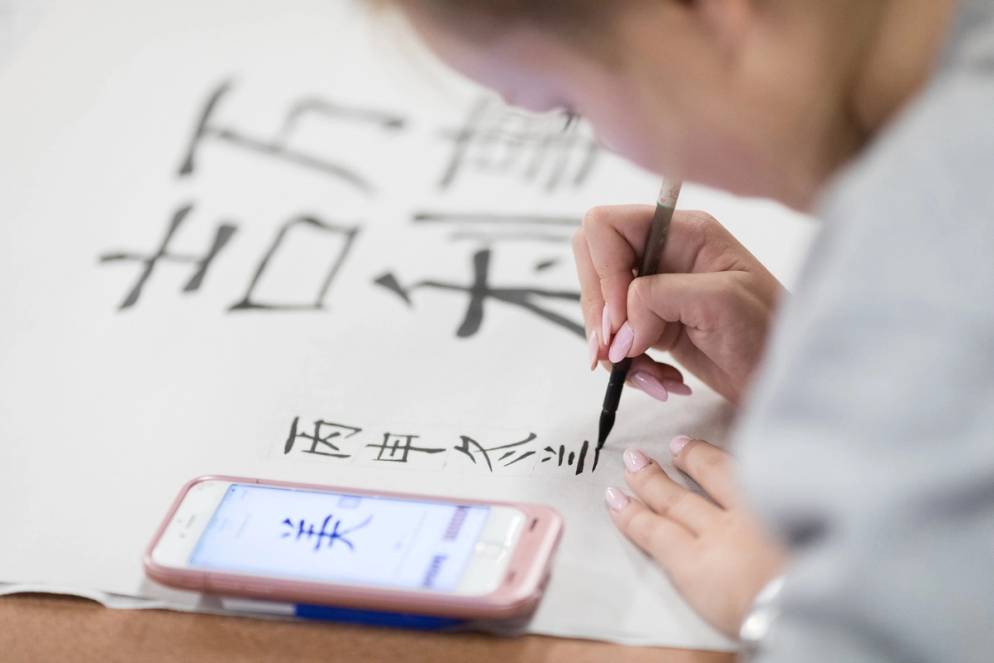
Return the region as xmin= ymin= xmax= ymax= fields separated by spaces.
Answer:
xmin=189 ymin=485 xmax=491 ymax=591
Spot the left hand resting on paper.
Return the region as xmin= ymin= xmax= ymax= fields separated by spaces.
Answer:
xmin=605 ymin=436 xmax=786 ymax=638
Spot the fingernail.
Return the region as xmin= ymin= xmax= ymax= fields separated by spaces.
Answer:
xmin=670 ymin=435 xmax=692 ymax=456
xmin=630 ymin=371 xmax=669 ymax=402
xmin=601 ymin=306 xmax=612 ymax=346
xmin=604 ymin=486 xmax=630 ymax=512
xmin=623 ymin=448 xmax=651 ymax=473
xmin=662 ymin=380 xmax=693 ymax=396
xmin=608 ymin=322 xmax=634 ymax=363
xmin=588 ymin=331 xmax=599 ymax=371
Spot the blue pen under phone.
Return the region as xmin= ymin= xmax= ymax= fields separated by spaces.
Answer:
xmin=221 ymin=597 xmax=465 ymax=631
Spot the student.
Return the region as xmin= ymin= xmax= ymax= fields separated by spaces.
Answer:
xmin=375 ymin=0 xmax=994 ymax=660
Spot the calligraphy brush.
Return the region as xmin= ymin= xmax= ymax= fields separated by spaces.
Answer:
xmin=597 ymin=180 xmax=683 ymax=446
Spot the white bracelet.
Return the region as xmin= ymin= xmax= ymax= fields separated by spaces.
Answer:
xmin=739 ymin=574 xmax=786 ymax=659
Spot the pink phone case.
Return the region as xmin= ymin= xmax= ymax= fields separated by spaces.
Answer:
xmin=144 ymin=475 xmax=564 ymax=620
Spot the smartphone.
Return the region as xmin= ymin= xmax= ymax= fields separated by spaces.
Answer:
xmin=144 ymin=476 xmax=563 ymax=620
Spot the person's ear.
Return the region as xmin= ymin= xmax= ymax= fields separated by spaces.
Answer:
xmin=695 ymin=0 xmax=753 ymax=58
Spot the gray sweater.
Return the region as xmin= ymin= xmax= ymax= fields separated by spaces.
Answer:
xmin=736 ymin=1 xmax=994 ymax=661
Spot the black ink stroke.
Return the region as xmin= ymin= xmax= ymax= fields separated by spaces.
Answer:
xmin=374 ymin=248 xmax=583 ymax=339
xmin=229 ymin=216 xmax=360 ymax=312
xmin=99 ymin=203 xmax=237 ymax=309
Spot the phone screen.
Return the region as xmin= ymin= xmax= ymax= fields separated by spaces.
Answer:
xmin=187 ymin=484 xmax=492 ymax=592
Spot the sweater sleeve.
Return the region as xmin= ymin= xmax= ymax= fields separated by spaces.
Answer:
xmin=734 ymin=36 xmax=994 ymax=663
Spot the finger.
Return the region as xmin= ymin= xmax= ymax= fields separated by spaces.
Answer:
xmin=622 ymin=449 xmax=720 ymax=534
xmin=658 ymin=211 xmax=759 ymax=275
xmin=670 ymin=436 xmax=739 ymax=508
xmin=624 ymin=355 xmax=690 ymax=400
xmin=581 ymin=205 xmax=654 ymax=340
xmin=580 ymin=208 xmax=733 ymax=276
xmin=625 ymin=271 xmax=753 ymax=358
xmin=572 ymin=228 xmax=606 ymax=336
xmin=582 ymin=208 xmax=755 ymax=351
xmin=598 ymin=354 xmax=685 ymax=379
xmin=605 ymin=487 xmax=695 ymax=570
xmin=572 ymin=229 xmax=607 ymax=366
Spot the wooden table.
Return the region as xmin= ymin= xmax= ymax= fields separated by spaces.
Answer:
xmin=0 ymin=595 xmax=734 ymax=663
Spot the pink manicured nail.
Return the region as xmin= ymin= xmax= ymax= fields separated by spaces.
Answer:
xmin=601 ymin=306 xmax=612 ymax=346
xmin=604 ymin=486 xmax=630 ymax=512
xmin=670 ymin=435 xmax=692 ymax=456
xmin=623 ymin=448 xmax=651 ymax=473
xmin=588 ymin=332 xmax=599 ymax=371
xmin=630 ymin=371 xmax=669 ymax=402
xmin=608 ymin=322 xmax=634 ymax=363
xmin=662 ymin=380 xmax=693 ymax=396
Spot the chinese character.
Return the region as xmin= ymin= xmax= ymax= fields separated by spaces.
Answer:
xmin=280 ymin=513 xmax=373 ymax=552
xmin=374 ymin=247 xmax=584 ymax=338
xmin=541 ymin=439 xmax=605 ymax=476
xmin=437 ymin=97 xmax=600 ymax=193
xmin=365 ymin=433 xmax=446 ymax=463
xmin=229 ymin=215 xmax=360 ymax=312
xmin=284 ymin=418 xmax=362 ymax=458
xmin=179 ymin=80 xmax=406 ymax=195
xmin=452 ymin=433 xmax=538 ymax=472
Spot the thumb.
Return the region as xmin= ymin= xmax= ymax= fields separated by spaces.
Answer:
xmin=623 ymin=271 xmax=748 ymax=358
